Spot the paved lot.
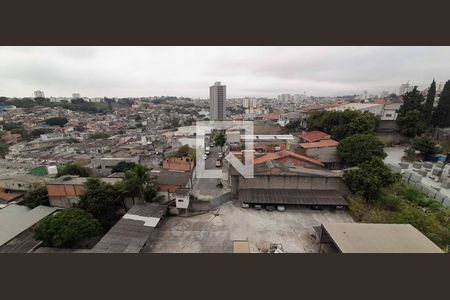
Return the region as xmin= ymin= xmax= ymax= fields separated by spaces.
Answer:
xmin=192 ymin=145 xmax=229 ymax=200
xmin=145 ymin=201 xmax=354 ymax=253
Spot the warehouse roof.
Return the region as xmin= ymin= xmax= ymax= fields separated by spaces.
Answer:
xmin=0 ymin=204 xmax=58 ymax=247
xmin=92 ymin=203 xmax=167 ymax=253
xmin=239 ymin=189 xmax=347 ymax=206
xmin=321 ymin=223 xmax=443 ymax=253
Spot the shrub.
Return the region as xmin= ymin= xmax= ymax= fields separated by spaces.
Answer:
xmin=34 ymin=208 xmax=101 ymax=248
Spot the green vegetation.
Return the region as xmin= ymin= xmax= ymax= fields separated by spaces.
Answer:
xmin=347 ymin=182 xmax=450 ymax=250
xmin=308 ymin=110 xmax=379 ymax=141
xmin=111 ymin=161 xmax=136 ymax=173
xmin=432 ymin=80 xmax=450 ymax=128
xmin=7 ymin=97 xmax=112 ymax=114
xmin=88 ymin=132 xmax=110 ymax=140
xmin=57 ymin=164 xmax=91 ymax=177
xmin=65 ymin=137 xmax=80 ymax=144
xmin=0 ymin=142 xmax=8 ymax=158
xmin=34 ymin=208 xmax=101 ymax=248
xmin=412 ymin=135 xmax=440 ymax=157
xmin=122 ymin=164 xmax=160 ymax=203
xmin=344 ymin=157 xmax=400 ymax=200
xmin=77 ymin=178 xmax=124 ymax=230
xmin=176 ymin=144 xmax=196 ymax=160
xmin=1 ymin=121 xmax=32 ymax=141
xmin=422 ymin=79 xmax=436 ymax=127
xmin=214 ymin=132 xmax=226 ymax=147
xmin=284 ymin=119 xmax=302 ymax=133
xmin=397 ymin=109 xmax=425 ymax=137
xmin=396 ymin=87 xmax=427 ymax=137
xmin=30 ymin=128 xmax=53 ymax=137
xmin=44 ymin=117 xmax=68 ymax=127
xmin=29 ymin=166 xmax=49 ymax=176
xmin=22 ymin=184 xmax=50 ymax=208
xmin=337 ymin=134 xmax=386 ymax=166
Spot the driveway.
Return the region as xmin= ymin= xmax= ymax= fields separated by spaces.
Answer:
xmin=145 ymin=201 xmax=354 ymax=253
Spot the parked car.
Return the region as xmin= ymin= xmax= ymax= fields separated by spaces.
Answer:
xmin=241 ymin=202 xmax=250 ymax=208
xmin=203 ymin=154 xmax=207 ymax=160
xmin=254 ymin=204 xmax=263 ymax=210
xmin=218 ymin=152 xmax=223 ymax=158
xmin=265 ymin=205 xmax=275 ymax=211
xmin=215 ymin=160 xmax=222 ymax=167
xmin=310 ymin=205 xmax=323 ymax=211
xmin=276 ymin=205 xmax=286 ymax=212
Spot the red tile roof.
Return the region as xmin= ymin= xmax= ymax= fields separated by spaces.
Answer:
xmin=253 ymin=150 xmax=324 ymax=167
xmin=300 ymin=131 xmax=331 ymax=142
xmin=0 ymin=191 xmax=23 ymax=202
xmin=299 ymin=139 xmax=339 ymax=148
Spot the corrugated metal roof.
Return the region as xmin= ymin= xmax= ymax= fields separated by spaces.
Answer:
xmin=322 ymin=223 xmax=443 ymax=253
xmin=92 ymin=203 xmax=167 ymax=253
xmin=239 ymin=189 xmax=347 ymax=206
xmin=0 ymin=204 xmax=58 ymax=247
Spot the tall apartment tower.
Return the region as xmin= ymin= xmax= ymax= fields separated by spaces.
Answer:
xmin=33 ymin=90 xmax=45 ymax=98
xmin=210 ymin=81 xmax=226 ymax=120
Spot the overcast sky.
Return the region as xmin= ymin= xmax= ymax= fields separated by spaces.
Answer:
xmin=0 ymin=46 xmax=449 ymax=98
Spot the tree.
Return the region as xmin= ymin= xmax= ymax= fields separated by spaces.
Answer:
xmin=34 ymin=208 xmax=101 ymax=248
xmin=0 ymin=142 xmax=8 ymax=158
xmin=77 ymin=178 xmax=123 ymax=230
xmin=214 ymin=132 xmax=226 ymax=147
xmin=22 ymin=184 xmax=49 ymax=208
xmin=44 ymin=117 xmax=68 ymax=127
xmin=111 ymin=161 xmax=136 ymax=173
xmin=398 ymin=87 xmax=424 ymax=116
xmin=88 ymin=132 xmax=110 ymax=140
xmin=284 ymin=119 xmax=302 ymax=133
xmin=412 ymin=135 xmax=440 ymax=157
xmin=423 ymin=80 xmax=436 ymax=127
xmin=176 ymin=144 xmax=196 ymax=160
xmin=123 ymin=164 xmax=159 ymax=203
xmin=308 ymin=110 xmax=379 ymax=141
xmin=57 ymin=164 xmax=91 ymax=177
xmin=337 ymin=134 xmax=386 ymax=166
xmin=31 ymin=128 xmax=53 ymax=138
xmin=396 ymin=87 xmax=426 ymax=138
xmin=432 ymin=80 xmax=450 ymax=128
xmin=344 ymin=157 xmax=399 ymax=200
xmin=396 ymin=109 xmax=425 ymax=137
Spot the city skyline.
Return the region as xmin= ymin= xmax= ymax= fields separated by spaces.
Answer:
xmin=1 ymin=46 xmax=450 ymax=98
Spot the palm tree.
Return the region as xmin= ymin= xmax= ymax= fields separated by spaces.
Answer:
xmin=123 ymin=164 xmax=162 ymax=204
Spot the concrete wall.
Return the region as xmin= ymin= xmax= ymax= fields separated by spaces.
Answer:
xmin=299 ymin=147 xmax=340 ymax=163
xmin=49 ymin=196 xmax=79 ymax=208
xmin=231 ymin=175 xmax=349 ymax=199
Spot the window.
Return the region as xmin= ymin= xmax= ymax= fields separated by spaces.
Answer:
xmin=385 ymin=113 xmax=392 ymax=117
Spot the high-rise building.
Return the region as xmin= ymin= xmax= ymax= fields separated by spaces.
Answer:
xmin=243 ymin=97 xmax=256 ymax=114
xmin=399 ymin=82 xmax=412 ymax=95
xmin=72 ymin=93 xmax=81 ymax=99
xmin=210 ymin=81 xmax=226 ymax=120
xmin=33 ymin=90 xmax=45 ymax=98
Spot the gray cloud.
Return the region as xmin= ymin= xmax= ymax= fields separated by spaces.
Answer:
xmin=0 ymin=46 xmax=449 ymax=98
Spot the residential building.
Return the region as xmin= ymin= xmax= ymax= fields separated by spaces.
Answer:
xmin=162 ymin=156 xmax=194 ymax=171
xmin=72 ymin=93 xmax=81 ymax=99
xmin=298 ymin=140 xmax=341 ymax=169
xmin=399 ymin=82 xmax=412 ymax=95
xmin=46 ymin=176 xmax=122 ymax=208
xmin=210 ymin=81 xmax=226 ymax=120
xmin=299 ymin=131 xmax=331 ymax=143
xmin=33 ymin=90 xmax=45 ymax=98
